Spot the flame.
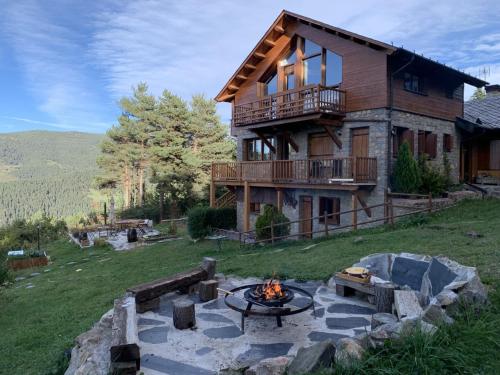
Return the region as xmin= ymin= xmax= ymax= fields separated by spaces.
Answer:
xmin=257 ymin=274 xmax=284 ymax=300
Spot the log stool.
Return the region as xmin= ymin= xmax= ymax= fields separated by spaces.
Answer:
xmin=173 ymin=300 xmax=196 ymax=329
xmin=374 ymin=283 xmax=395 ymax=313
xmin=199 ymin=280 xmax=218 ymax=302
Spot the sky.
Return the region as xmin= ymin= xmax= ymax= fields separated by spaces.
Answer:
xmin=1 ymin=0 xmax=500 ymax=134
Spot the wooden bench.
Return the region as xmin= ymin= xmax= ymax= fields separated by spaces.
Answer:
xmin=127 ymin=257 xmax=216 ymax=313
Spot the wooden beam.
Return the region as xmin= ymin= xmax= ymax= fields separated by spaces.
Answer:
xmin=218 ymin=93 xmax=236 ymax=101
xmin=274 ymin=25 xmax=285 ymax=34
xmin=355 ymin=192 xmax=372 ymax=217
xmin=209 ymin=179 xmax=216 ymax=208
xmin=276 ymin=189 xmax=283 ymax=212
xmin=322 ymin=125 xmax=342 ymax=149
xmin=254 ymin=131 xmax=276 ymax=153
xmin=236 ymin=74 xmax=248 ymax=80
xmin=352 ymin=192 xmax=358 ymax=230
xmin=243 ymin=181 xmax=250 ymax=232
xmin=228 ymin=84 xmax=239 ymax=91
xmin=254 ymin=52 xmax=266 ymax=59
xmin=244 ymin=63 xmax=257 ymax=70
xmin=282 ymin=131 xmax=299 ymax=152
xmin=264 ymin=39 xmax=276 ymax=48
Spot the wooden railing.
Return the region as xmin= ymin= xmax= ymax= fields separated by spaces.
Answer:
xmin=232 ymin=85 xmax=346 ymax=127
xmin=212 ymin=157 xmax=377 ymax=185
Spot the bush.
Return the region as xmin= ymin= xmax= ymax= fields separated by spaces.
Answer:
xmin=418 ymin=155 xmax=446 ymax=196
xmin=393 ymin=142 xmax=421 ymax=193
xmin=0 ymin=251 xmax=9 ymax=285
xmin=255 ymin=205 xmax=290 ymax=241
xmin=187 ymin=207 xmax=237 ymax=239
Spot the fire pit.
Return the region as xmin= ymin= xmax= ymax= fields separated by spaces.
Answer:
xmin=223 ymin=278 xmax=315 ymax=333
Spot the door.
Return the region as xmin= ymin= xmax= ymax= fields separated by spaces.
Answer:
xmin=299 ymin=196 xmax=313 ymax=239
xmin=309 ymin=133 xmax=335 ymax=181
xmin=351 ymin=127 xmax=369 ymax=180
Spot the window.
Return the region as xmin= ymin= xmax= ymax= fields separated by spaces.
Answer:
xmin=303 ymin=54 xmax=322 ymax=85
xmin=326 ymin=51 xmax=342 ymax=86
xmin=404 ymin=73 xmax=424 ymax=94
xmin=250 ymin=202 xmax=261 ymax=214
xmin=265 ymin=73 xmax=278 ymax=96
xmin=319 ymin=197 xmax=340 ymax=225
xmin=393 ymin=127 xmax=414 ymax=157
xmin=443 ymin=134 xmax=453 ymax=152
xmin=418 ymin=131 xmax=437 ymax=159
xmin=244 ymin=138 xmax=275 ymax=161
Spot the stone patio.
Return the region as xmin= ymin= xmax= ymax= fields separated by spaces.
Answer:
xmin=137 ymin=276 xmax=375 ymax=375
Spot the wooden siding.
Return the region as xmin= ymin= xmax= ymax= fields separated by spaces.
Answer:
xmin=392 ymin=78 xmax=464 ymax=121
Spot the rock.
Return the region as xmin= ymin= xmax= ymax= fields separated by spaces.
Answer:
xmin=394 ymin=290 xmax=423 ymax=319
xmin=371 ymin=313 xmax=398 ymax=330
xmin=458 ymin=276 xmax=488 ymax=305
xmin=444 ymin=280 xmax=468 ymax=292
xmin=244 ymin=356 xmax=290 ymax=375
xmin=219 ymin=368 xmax=246 ymax=375
xmin=335 ymin=338 xmax=365 ymax=365
xmin=422 ymin=303 xmax=454 ymax=325
xmin=466 ymin=231 xmax=482 ymax=238
xmin=391 ymin=256 xmax=429 ymax=291
xmin=366 ymin=322 xmax=403 ymax=348
xmin=64 ymin=309 xmax=113 ymax=375
xmin=287 ymin=340 xmax=336 ymax=375
xmin=353 ymin=253 xmax=395 ymax=280
xmin=353 ymin=236 xmax=364 ymax=244
xmin=435 ymin=290 xmax=459 ymax=306
xmin=401 ymin=318 xmax=437 ymax=335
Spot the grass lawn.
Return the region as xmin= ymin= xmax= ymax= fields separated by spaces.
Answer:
xmin=1 ymin=199 xmax=499 ymax=374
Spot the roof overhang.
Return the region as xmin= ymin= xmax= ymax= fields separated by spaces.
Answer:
xmin=215 ymin=10 xmax=397 ymax=103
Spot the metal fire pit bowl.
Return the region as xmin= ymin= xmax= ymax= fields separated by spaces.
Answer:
xmin=224 ymin=284 xmax=315 ymax=333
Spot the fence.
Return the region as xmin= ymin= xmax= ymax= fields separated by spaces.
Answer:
xmin=238 ymin=190 xmax=437 ymax=246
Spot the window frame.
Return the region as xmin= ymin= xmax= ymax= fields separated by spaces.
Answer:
xmin=404 ymin=72 xmax=426 ymax=95
xmin=319 ymin=197 xmax=340 ymax=225
xmin=244 ymin=137 xmax=275 ymax=161
xmin=250 ymin=202 xmax=261 ymax=214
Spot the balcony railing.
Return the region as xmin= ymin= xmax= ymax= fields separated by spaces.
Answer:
xmin=212 ymin=157 xmax=377 ymax=185
xmin=232 ymin=84 xmax=346 ymax=127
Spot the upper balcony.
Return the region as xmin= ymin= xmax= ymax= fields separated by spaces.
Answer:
xmin=232 ymin=85 xmax=346 ymax=128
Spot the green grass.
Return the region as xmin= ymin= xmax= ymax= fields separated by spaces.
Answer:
xmin=1 ymin=199 xmax=500 ymax=374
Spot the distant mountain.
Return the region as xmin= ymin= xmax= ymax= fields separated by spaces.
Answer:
xmin=0 ymin=131 xmax=103 ymax=225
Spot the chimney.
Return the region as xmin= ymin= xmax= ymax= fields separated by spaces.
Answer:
xmin=485 ymin=84 xmax=500 ymax=96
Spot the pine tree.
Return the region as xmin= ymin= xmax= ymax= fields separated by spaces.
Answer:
xmin=471 ymin=87 xmax=486 ymax=100
xmin=393 ymin=142 xmax=421 ymax=193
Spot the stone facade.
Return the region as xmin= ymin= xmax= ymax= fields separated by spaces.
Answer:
xmin=232 ymin=108 xmax=461 ymax=236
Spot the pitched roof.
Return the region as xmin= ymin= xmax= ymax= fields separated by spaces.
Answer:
xmin=215 ymin=10 xmax=487 ymax=102
xmin=464 ymin=95 xmax=500 ymax=130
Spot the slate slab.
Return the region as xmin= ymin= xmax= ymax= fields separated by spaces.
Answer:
xmin=195 ymin=347 xmax=214 ymax=356
xmin=307 ymin=331 xmax=349 ymax=342
xmin=203 ymin=325 xmax=243 ymax=339
xmin=327 ymin=303 xmax=376 ymax=315
xmin=288 ymin=340 xmax=335 ymax=375
xmin=197 ymin=313 xmax=234 ymax=324
xmin=427 ymin=258 xmax=457 ymax=296
xmin=312 ymin=307 xmax=325 ymax=318
xmin=141 ymin=354 xmax=216 ymax=375
xmin=202 ymin=298 xmax=229 ymax=310
xmin=235 ymin=343 xmax=293 ymax=367
xmin=138 ymin=326 xmax=169 ymax=344
xmin=325 ymin=317 xmax=370 ymax=330
xmin=391 ymin=256 xmax=429 ymax=290
xmin=138 ymin=318 xmax=166 ymax=326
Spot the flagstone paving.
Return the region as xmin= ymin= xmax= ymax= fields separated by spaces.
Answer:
xmin=137 ymin=277 xmax=375 ymax=375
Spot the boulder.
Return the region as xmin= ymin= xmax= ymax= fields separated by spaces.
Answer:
xmin=435 ymin=290 xmax=459 ymax=306
xmin=64 ymin=309 xmax=113 ymax=375
xmin=458 ymin=276 xmax=488 ymax=305
xmin=219 ymin=368 xmax=246 ymax=375
xmin=244 ymin=356 xmax=290 ymax=375
xmin=394 ymin=290 xmax=423 ymax=319
xmin=287 ymin=340 xmax=336 ymax=375
xmin=421 ymin=258 xmax=457 ymax=299
xmin=391 ymin=256 xmax=429 ymax=291
xmin=371 ymin=313 xmax=398 ymax=330
xmin=353 ymin=253 xmax=395 ymax=280
xmin=401 ymin=318 xmax=437 ymax=335
xmin=335 ymin=338 xmax=365 ymax=365
xmin=422 ymin=303 xmax=454 ymax=325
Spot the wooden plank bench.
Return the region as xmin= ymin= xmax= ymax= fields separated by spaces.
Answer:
xmin=334 ymin=273 xmax=375 ymax=297
xmin=127 ymin=257 xmax=216 ymax=313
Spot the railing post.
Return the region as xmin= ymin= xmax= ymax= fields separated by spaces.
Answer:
xmin=270 ymin=220 xmax=275 ymax=245
xmin=384 ymin=189 xmax=388 ymax=224
xmin=324 ymin=210 xmax=329 ymax=237
xmin=352 ymin=192 xmax=358 ymax=230
xmin=352 ymin=157 xmax=357 ymax=182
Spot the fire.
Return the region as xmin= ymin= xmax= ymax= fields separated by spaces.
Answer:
xmin=257 ymin=275 xmax=284 ymax=300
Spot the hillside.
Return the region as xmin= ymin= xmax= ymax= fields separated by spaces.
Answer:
xmin=0 ymin=131 xmax=103 ymax=224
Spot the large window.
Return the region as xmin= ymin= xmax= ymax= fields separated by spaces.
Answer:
xmin=319 ymin=197 xmax=340 ymax=225
xmin=302 ymin=39 xmax=342 ymax=87
xmin=326 ymin=51 xmax=342 ymax=86
xmin=265 ymin=73 xmax=278 ymax=96
xmin=244 ymin=138 xmax=275 ymax=161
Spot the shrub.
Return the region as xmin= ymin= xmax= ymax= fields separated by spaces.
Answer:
xmin=418 ymin=155 xmax=446 ymax=196
xmin=0 ymin=251 xmax=9 ymax=285
xmin=187 ymin=207 xmax=237 ymax=239
xmin=393 ymin=142 xmax=421 ymax=193
xmin=255 ymin=205 xmax=290 ymax=241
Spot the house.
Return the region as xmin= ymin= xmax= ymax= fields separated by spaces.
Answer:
xmin=458 ymin=84 xmax=500 ymax=185
xmin=210 ymin=10 xmax=486 ymax=237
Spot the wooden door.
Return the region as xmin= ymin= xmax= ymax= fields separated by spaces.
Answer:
xmin=299 ymin=196 xmax=313 ymax=239
xmin=351 ymin=127 xmax=369 ymax=180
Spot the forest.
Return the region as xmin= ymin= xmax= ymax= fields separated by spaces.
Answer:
xmin=0 ymin=131 xmax=102 ymax=226
xmin=96 ymin=83 xmax=235 ymax=219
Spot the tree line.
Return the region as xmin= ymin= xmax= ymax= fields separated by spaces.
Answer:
xmin=97 ymin=83 xmax=235 ymax=219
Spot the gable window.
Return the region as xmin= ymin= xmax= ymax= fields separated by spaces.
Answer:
xmin=418 ymin=131 xmax=437 ymax=159
xmin=404 ymin=72 xmax=425 ymax=94
xmin=393 ymin=127 xmax=415 ymax=157
xmin=443 ymin=134 xmax=453 ymax=152
xmin=302 ymin=38 xmax=342 ymax=87
xmin=319 ymin=197 xmax=340 ymax=225
xmin=244 ymin=138 xmax=275 ymax=161
xmin=265 ymin=73 xmax=278 ymax=96
xmin=326 ymin=51 xmax=342 ymax=86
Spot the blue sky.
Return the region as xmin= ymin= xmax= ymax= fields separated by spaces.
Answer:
xmin=1 ymin=0 xmax=500 ymax=134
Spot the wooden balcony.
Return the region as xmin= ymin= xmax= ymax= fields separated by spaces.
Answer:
xmin=232 ymin=85 xmax=346 ymax=127
xmin=212 ymin=157 xmax=377 ymax=186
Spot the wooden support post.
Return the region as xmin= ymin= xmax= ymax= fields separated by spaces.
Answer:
xmin=324 ymin=210 xmax=329 ymax=237
xmin=209 ymin=179 xmax=216 ymax=208
xmin=374 ymin=283 xmax=395 ymax=313
xmin=352 ymin=192 xmax=358 ymax=230
xmin=384 ymin=189 xmax=388 ymax=224
xmin=173 ymin=300 xmax=196 ymax=330
xmin=270 ymin=220 xmax=275 ymax=245
xmin=428 ymin=193 xmax=433 ymax=213
xmin=243 ymin=181 xmax=250 ymax=232
xmin=276 ymin=189 xmax=283 ymax=212
xmin=199 ymin=280 xmax=219 ymax=302
xmin=390 ymin=195 xmax=394 ymax=225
